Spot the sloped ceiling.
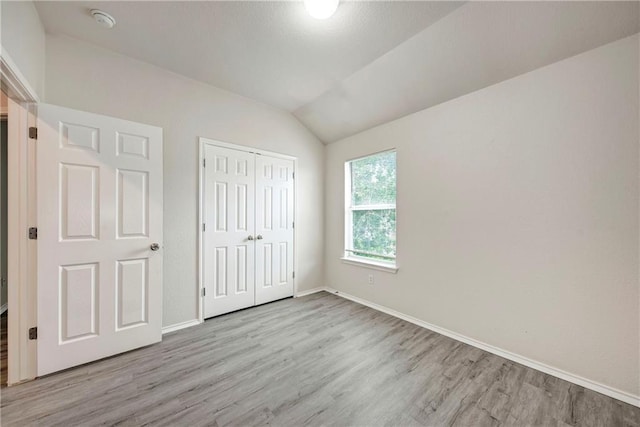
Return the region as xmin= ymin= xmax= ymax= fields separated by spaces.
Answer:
xmin=294 ymin=1 xmax=640 ymax=142
xmin=35 ymin=1 xmax=639 ymax=143
xmin=34 ymin=1 xmax=464 ymax=111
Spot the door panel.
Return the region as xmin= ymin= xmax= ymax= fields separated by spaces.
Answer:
xmin=59 ymin=263 xmax=98 ymax=342
xmin=37 ymin=104 xmax=163 ymax=376
xmin=255 ymin=155 xmax=294 ymax=305
xmin=60 ymin=164 xmax=99 ymax=240
xmin=116 ymin=258 xmax=148 ymax=329
xmin=204 ymin=145 xmax=255 ymax=318
xmin=117 ymin=169 xmax=148 ymax=238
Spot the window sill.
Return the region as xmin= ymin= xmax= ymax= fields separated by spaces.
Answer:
xmin=340 ymin=257 xmax=399 ymax=274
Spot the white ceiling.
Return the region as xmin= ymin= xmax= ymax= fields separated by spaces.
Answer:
xmin=34 ymin=1 xmax=463 ymax=111
xmin=295 ymin=1 xmax=640 ymax=142
xmin=34 ymin=1 xmax=639 ymax=143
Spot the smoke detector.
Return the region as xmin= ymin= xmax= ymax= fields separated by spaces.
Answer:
xmin=90 ymin=9 xmax=116 ymax=29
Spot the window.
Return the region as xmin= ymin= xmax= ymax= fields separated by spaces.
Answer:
xmin=344 ymin=150 xmax=397 ymax=270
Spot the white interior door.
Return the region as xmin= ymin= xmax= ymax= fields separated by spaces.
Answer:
xmin=255 ymin=154 xmax=294 ymax=305
xmin=203 ymin=145 xmax=255 ymax=318
xmin=37 ymin=104 xmax=163 ymax=376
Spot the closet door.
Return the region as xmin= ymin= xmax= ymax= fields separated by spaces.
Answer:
xmin=203 ymin=145 xmax=255 ymax=318
xmin=255 ymin=155 xmax=295 ymax=305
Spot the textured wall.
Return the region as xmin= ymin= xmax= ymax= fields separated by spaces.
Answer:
xmin=45 ymin=35 xmax=325 ymax=328
xmin=326 ymin=35 xmax=639 ymax=397
xmin=0 ymin=1 xmax=46 ymax=99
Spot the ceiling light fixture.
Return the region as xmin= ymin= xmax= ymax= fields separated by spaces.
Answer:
xmin=304 ymin=0 xmax=339 ymax=19
xmin=90 ymin=9 xmax=116 ymax=29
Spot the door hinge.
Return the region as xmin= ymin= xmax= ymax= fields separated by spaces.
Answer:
xmin=203 ymin=223 xmax=206 ymax=232
xmin=203 ymin=159 xmax=206 ymax=168
xmin=28 ymin=127 xmax=37 ymax=139
xmin=202 ymin=288 xmax=206 ymax=297
xmin=292 ymin=222 xmax=294 ymax=229
xmin=292 ymin=271 xmax=295 ymax=279
xmin=292 ymin=172 xmax=295 ymax=179
xmin=28 ymin=227 xmax=37 ymax=240
xmin=29 ymin=327 xmax=37 ymax=340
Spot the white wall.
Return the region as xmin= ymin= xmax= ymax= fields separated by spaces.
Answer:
xmin=45 ymin=35 xmax=325 ymax=328
xmin=326 ymin=35 xmax=639 ymax=398
xmin=0 ymin=1 xmax=46 ymax=99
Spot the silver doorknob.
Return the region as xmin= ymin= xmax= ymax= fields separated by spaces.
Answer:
xmin=247 ymin=235 xmax=254 ymax=241
xmin=150 ymin=243 xmax=160 ymax=251
xmin=256 ymin=235 xmax=263 ymax=240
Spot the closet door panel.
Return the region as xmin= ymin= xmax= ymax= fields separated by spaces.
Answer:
xmin=203 ymin=145 xmax=255 ymax=318
xmin=255 ymin=155 xmax=294 ymax=305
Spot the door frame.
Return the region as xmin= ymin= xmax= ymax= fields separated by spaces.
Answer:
xmin=197 ymin=137 xmax=297 ymax=323
xmin=1 ymin=50 xmax=39 ymax=385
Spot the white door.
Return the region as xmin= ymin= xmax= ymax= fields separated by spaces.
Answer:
xmin=37 ymin=104 xmax=163 ymax=376
xmin=255 ymin=155 xmax=294 ymax=305
xmin=203 ymin=145 xmax=255 ymax=318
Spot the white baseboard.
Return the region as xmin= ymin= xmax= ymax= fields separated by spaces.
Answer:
xmin=325 ymin=287 xmax=640 ymax=408
xmin=294 ymin=287 xmax=326 ymax=298
xmin=0 ymin=303 xmax=6 ymax=315
xmin=162 ymin=319 xmax=201 ymax=335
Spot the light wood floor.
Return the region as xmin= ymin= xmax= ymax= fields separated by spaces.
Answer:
xmin=0 ymin=292 xmax=638 ymax=426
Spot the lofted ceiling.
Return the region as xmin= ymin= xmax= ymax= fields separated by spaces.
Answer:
xmin=35 ymin=1 xmax=639 ymax=143
xmin=295 ymin=1 xmax=640 ymax=142
xmin=34 ymin=1 xmax=463 ymax=111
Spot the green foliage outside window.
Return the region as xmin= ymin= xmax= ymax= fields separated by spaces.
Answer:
xmin=349 ymin=151 xmax=396 ymax=261
xmin=351 ymin=151 xmax=396 ymax=206
xmin=352 ymin=210 xmax=396 ymax=260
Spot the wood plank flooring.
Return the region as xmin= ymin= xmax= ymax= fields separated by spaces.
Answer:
xmin=0 ymin=292 xmax=638 ymax=426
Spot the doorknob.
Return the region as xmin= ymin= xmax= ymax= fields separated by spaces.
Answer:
xmin=247 ymin=235 xmax=254 ymax=241
xmin=256 ymin=235 xmax=263 ymax=240
xmin=150 ymin=243 xmax=160 ymax=251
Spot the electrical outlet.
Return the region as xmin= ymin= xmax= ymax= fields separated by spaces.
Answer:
xmin=368 ymin=274 xmax=374 ymax=285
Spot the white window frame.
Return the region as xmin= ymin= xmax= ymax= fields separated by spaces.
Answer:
xmin=342 ymin=150 xmax=398 ymax=273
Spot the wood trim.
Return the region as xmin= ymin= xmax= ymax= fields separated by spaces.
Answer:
xmin=0 ymin=50 xmax=40 ymax=103
xmin=162 ymin=319 xmax=201 ymax=335
xmin=199 ymin=137 xmax=296 ymax=161
xmin=3 ymin=48 xmax=39 ymax=386
xmin=6 ymin=99 xmax=37 ymax=385
xmin=294 ymin=287 xmax=325 ymax=298
xmin=197 ymin=139 xmax=205 ymax=324
xmin=325 ymin=287 xmax=640 ymax=408
xmin=340 ymin=257 xmax=398 ymax=273
xmin=292 ymin=158 xmax=298 ymax=296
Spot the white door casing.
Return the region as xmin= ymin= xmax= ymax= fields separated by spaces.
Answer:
xmin=255 ymin=155 xmax=295 ymax=305
xmin=203 ymin=145 xmax=255 ymax=318
xmin=37 ymin=104 xmax=163 ymax=376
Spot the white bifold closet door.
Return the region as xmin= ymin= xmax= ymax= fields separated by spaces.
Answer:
xmin=203 ymin=144 xmax=294 ymax=318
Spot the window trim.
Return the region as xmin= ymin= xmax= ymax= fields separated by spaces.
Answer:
xmin=344 ymin=149 xmax=397 ymax=271
xmin=340 ymin=256 xmax=399 ymax=273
